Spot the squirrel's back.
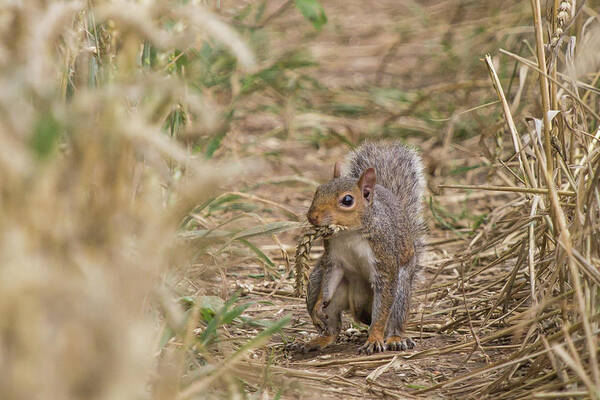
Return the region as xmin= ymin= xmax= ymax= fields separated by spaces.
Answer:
xmin=344 ymin=142 xmax=425 ymax=235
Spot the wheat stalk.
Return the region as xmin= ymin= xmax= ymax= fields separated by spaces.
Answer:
xmin=293 ymin=225 xmax=347 ymax=297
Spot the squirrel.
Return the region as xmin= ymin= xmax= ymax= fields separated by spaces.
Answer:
xmin=300 ymin=142 xmax=425 ymax=355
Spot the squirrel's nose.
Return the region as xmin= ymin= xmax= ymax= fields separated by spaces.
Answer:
xmin=307 ymin=210 xmax=319 ymax=226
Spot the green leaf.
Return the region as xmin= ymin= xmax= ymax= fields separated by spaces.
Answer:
xmin=178 ymin=296 xmax=195 ymax=310
xmin=205 ymin=110 xmax=233 ymax=158
xmin=222 ymin=302 xmax=253 ymax=325
xmin=199 ymin=295 xmax=237 ymax=345
xmin=239 ymin=317 xmax=278 ymax=327
xmin=231 ymin=221 xmax=301 ymax=241
xmin=238 ymin=239 xmax=276 ymax=268
xmin=371 ymin=88 xmax=410 ymax=103
xmin=179 ymin=228 xmax=232 ymax=240
xmin=30 ymin=113 xmax=61 ymax=160
xmin=329 ymin=103 xmax=367 ymax=116
xmin=294 ymin=0 xmax=327 ymax=31
xmin=205 ymin=130 xmax=227 ymax=158
xmin=212 ymin=221 xmax=300 ymax=257
xmin=197 ymin=296 xmax=225 ymax=315
xmin=158 ymin=308 xmax=192 ymax=348
xmin=141 ymin=40 xmax=157 ymax=69
xmin=158 ymin=324 xmax=175 ymax=348
xmin=405 ymin=384 xmax=428 ymax=390
xmin=449 ymin=164 xmax=481 ymax=176
xmin=198 ymin=294 xmax=252 ymax=346
xmin=234 ymin=3 xmax=252 ymax=21
xmin=224 ymin=316 xmax=290 ymax=359
xmin=163 ymin=107 xmax=186 ymax=138
xmin=254 ymin=1 xmax=267 ymax=23
xmin=207 ymin=194 xmax=242 ymax=211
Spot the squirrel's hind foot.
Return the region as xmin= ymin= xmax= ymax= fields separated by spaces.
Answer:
xmin=358 ymin=335 xmax=386 ymax=355
xmin=358 ymin=336 xmax=415 ymax=354
xmin=385 ymin=336 xmax=415 ymax=351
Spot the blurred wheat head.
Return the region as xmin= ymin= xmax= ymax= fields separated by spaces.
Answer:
xmin=0 ymin=1 xmax=255 ymax=398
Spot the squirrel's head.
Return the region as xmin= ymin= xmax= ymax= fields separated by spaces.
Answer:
xmin=307 ymin=163 xmax=376 ymax=228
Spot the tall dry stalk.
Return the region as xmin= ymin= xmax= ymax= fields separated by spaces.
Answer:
xmin=431 ymin=3 xmax=600 ymax=398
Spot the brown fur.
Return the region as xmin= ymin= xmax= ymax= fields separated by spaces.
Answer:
xmin=306 ymin=178 xmax=366 ymax=229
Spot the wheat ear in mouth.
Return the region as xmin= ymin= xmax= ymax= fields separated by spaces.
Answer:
xmin=293 ymin=225 xmax=347 ymax=297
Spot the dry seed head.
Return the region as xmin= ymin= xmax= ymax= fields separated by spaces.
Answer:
xmin=293 ymin=225 xmax=348 ymax=297
xmin=551 ymin=0 xmax=572 ymax=47
xmin=557 ymin=11 xmax=569 ymax=22
xmin=559 ymin=1 xmax=571 ymax=12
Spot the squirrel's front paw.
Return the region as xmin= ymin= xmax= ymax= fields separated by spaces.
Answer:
xmin=358 ymin=335 xmax=386 ymax=355
xmin=385 ymin=336 xmax=415 ymax=351
xmin=310 ymin=301 xmax=330 ymax=333
xmin=290 ymin=334 xmax=337 ymax=353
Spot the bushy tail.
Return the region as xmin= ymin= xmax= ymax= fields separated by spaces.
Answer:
xmin=344 ymin=142 xmax=425 ymax=232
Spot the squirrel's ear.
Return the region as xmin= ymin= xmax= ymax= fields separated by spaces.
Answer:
xmin=333 ymin=161 xmax=342 ymax=179
xmin=358 ymin=167 xmax=376 ymax=202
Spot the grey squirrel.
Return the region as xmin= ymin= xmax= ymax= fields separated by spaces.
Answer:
xmin=301 ymin=142 xmax=425 ymax=354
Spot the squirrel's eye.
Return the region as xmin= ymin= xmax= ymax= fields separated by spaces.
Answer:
xmin=340 ymin=194 xmax=354 ymax=207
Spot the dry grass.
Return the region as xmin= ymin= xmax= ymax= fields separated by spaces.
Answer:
xmin=423 ymin=2 xmax=600 ymax=395
xmin=1 ymin=0 xmax=600 ymax=399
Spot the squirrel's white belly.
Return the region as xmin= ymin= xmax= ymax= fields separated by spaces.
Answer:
xmin=329 ymin=231 xmax=377 ymax=282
